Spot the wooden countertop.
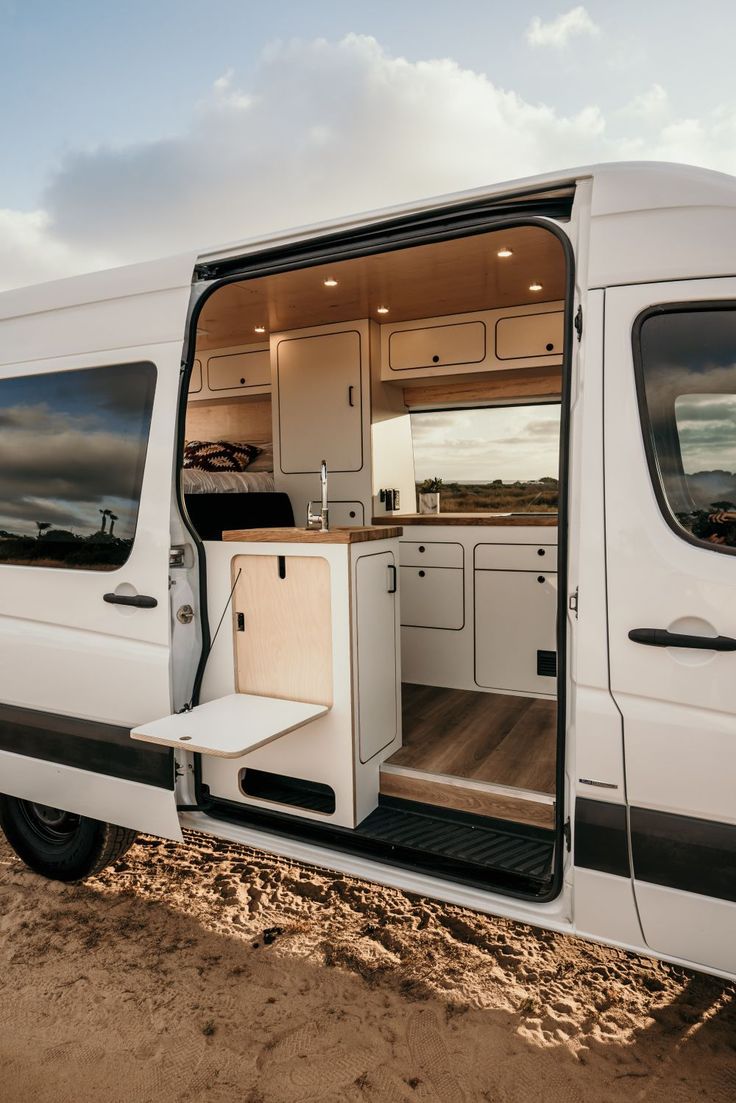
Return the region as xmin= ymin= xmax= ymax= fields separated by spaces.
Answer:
xmin=372 ymin=513 xmax=558 ymax=528
xmin=223 ymin=525 xmax=403 ymax=544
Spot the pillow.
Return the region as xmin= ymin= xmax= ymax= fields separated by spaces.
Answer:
xmin=247 ymin=443 xmax=273 ymax=472
xmin=183 ymin=440 xmax=261 ymax=472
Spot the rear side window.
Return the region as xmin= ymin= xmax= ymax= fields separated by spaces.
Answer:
xmin=635 ymin=306 xmax=736 ymax=552
xmin=0 ymin=362 xmax=156 ymax=571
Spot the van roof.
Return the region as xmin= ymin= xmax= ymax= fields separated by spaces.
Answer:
xmin=3 ymin=161 xmax=736 ymax=315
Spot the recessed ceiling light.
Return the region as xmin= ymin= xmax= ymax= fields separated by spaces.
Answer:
xmin=377 ymin=305 xmax=389 ymax=315
xmin=254 ymin=325 xmax=266 ymax=334
xmin=497 ymin=247 xmax=513 ymax=258
xmin=323 ymin=277 xmax=338 ymax=287
xmin=529 ymin=281 xmax=543 ymax=292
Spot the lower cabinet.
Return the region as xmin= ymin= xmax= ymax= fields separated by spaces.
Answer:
xmin=400 ymin=566 xmax=464 ymax=630
xmin=475 ymin=569 xmax=557 ymax=695
xmin=355 ymin=550 xmax=399 ymax=762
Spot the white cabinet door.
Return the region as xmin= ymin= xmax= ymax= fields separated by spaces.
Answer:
xmin=388 ymin=320 xmax=486 ymax=371
xmin=495 ymin=311 xmax=564 ymax=360
xmin=208 ymin=347 xmax=270 ymax=392
xmin=277 ymin=329 xmax=363 ymax=473
xmin=475 ymin=570 xmax=557 ymax=695
xmin=355 ymin=550 xmax=399 ymax=762
xmin=400 ymin=566 xmax=464 ymax=629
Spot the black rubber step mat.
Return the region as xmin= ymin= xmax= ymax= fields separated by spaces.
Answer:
xmin=359 ymin=798 xmax=554 ymax=883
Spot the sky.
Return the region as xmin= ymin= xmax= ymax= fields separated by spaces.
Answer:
xmin=3 ymin=1 xmax=736 ymax=291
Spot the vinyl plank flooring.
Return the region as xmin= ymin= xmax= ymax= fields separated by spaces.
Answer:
xmin=389 ymin=683 xmax=557 ymax=794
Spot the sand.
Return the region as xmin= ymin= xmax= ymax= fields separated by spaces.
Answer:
xmin=0 ymin=830 xmax=733 ymax=1103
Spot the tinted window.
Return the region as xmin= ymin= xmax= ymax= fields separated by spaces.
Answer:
xmin=409 ymin=403 xmax=560 ymax=513
xmin=636 ymin=307 xmax=736 ymax=550
xmin=0 ymin=362 xmax=156 ymax=570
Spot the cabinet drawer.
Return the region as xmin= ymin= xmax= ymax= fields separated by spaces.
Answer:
xmin=189 ymin=358 xmax=203 ymax=394
xmin=208 ymin=348 xmax=270 ymax=391
xmin=389 ymin=321 xmax=486 ymax=371
xmin=475 ymin=543 xmax=557 ymax=572
xmin=400 ymin=566 xmax=464 ymax=630
xmin=309 ymin=500 xmax=364 ymax=526
xmin=400 ymin=540 xmax=463 ymax=568
xmin=495 ymin=311 xmax=564 ymax=360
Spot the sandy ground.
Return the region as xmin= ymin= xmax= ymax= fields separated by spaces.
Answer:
xmin=0 ymin=830 xmax=734 ymax=1103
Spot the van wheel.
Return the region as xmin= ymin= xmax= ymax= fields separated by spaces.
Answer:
xmin=0 ymin=795 xmax=138 ymax=882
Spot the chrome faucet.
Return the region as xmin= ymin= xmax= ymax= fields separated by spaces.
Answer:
xmin=305 ymin=459 xmax=330 ymax=532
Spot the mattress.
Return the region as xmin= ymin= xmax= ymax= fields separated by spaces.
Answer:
xmin=181 ymin=469 xmax=275 ymax=494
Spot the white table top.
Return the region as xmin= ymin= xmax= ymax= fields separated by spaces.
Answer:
xmin=131 ymin=693 xmax=329 ymax=758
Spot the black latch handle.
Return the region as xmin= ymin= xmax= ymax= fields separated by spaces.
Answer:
xmin=629 ymin=628 xmax=736 ymax=651
xmin=104 ymin=593 xmax=158 ymax=609
xmin=387 ymin=564 xmax=397 ymax=593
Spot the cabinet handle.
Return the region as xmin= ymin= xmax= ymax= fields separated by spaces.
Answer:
xmin=387 ymin=564 xmax=397 ymax=593
xmin=348 ymin=385 xmax=355 ymax=407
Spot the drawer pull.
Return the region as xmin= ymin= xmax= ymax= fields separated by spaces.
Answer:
xmin=418 ymin=570 xmax=426 ymax=578
xmin=545 ymin=343 xmax=554 ymax=352
xmin=537 ymin=548 xmax=546 ymax=556
xmin=418 ymin=545 xmax=426 ymax=553
xmin=239 ymin=377 xmax=246 ymax=385
xmin=432 ymin=354 xmax=440 ymax=363
xmin=537 ymin=575 xmax=545 ymax=583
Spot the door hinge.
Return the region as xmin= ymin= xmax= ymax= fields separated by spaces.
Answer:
xmin=574 ymin=304 xmax=583 ymax=342
xmin=563 ymin=817 xmax=572 ymax=852
xmin=569 ymin=587 xmax=579 ymax=618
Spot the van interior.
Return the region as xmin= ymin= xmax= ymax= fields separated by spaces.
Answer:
xmin=176 ymin=223 xmax=567 ymax=897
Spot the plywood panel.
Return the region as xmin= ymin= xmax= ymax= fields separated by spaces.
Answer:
xmin=195 ymin=224 xmax=566 ymax=351
xmin=402 ymin=365 xmax=562 ymax=408
xmin=232 ymin=554 xmax=333 ymax=706
xmin=185 ymin=396 xmax=273 ymax=444
xmin=379 ymin=769 xmax=554 ymax=828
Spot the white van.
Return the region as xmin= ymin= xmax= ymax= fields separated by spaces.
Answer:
xmin=1 ymin=161 xmax=735 ymax=981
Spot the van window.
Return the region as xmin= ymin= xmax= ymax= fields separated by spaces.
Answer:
xmin=409 ymin=403 xmax=560 ymax=513
xmin=0 ymin=362 xmax=156 ymax=570
xmin=636 ymin=306 xmax=736 ymax=551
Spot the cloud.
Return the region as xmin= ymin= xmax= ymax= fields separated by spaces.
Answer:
xmin=3 ymin=33 xmax=736 ymax=293
xmin=526 ymin=7 xmax=600 ymax=49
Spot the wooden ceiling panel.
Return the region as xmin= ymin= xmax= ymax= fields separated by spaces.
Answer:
xmin=196 ymin=225 xmax=565 ymax=352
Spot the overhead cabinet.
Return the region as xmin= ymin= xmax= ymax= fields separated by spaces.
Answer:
xmin=188 ymin=344 xmax=271 ymax=400
xmin=276 ymin=328 xmax=364 ymax=473
xmin=381 ymin=303 xmax=564 ymax=382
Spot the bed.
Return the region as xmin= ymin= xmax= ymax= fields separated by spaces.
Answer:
xmin=181 ymin=468 xmax=294 ymax=540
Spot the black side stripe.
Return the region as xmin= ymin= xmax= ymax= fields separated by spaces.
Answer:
xmin=574 ymin=797 xmax=630 ymax=877
xmin=0 ymin=703 xmax=174 ymax=791
xmin=630 ymin=806 xmax=736 ymax=904
xmin=575 ymin=796 xmax=736 ymax=903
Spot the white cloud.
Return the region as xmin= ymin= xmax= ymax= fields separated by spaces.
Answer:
xmin=526 ymin=7 xmax=600 ymax=48
xmin=2 ymin=33 xmax=736 ymax=294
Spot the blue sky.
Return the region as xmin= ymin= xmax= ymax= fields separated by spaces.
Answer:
xmin=2 ymin=2 xmax=736 ymax=288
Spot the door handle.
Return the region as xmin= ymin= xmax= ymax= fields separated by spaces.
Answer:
xmin=348 ymin=385 xmax=355 ymax=407
xmin=103 ymin=593 xmax=158 ymax=609
xmin=628 ymin=628 xmax=736 ymax=651
xmin=387 ymin=564 xmax=397 ymax=593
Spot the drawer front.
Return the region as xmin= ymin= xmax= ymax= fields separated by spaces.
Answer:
xmin=399 ymin=540 xmax=463 ymax=568
xmin=389 ymin=321 xmax=486 ymax=372
xmin=474 ymin=542 xmax=557 ymax=572
xmin=189 ymin=358 xmax=203 ymax=394
xmin=208 ymin=348 xmax=271 ymax=391
xmin=495 ymin=311 xmax=564 ymax=360
xmin=312 ymin=500 xmax=364 ymax=526
xmin=400 ymin=566 xmax=464 ymax=630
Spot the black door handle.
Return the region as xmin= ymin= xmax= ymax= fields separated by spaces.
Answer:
xmin=348 ymin=385 xmax=355 ymax=407
xmin=387 ymin=564 xmax=397 ymax=593
xmin=629 ymin=628 xmax=736 ymax=651
xmin=103 ymin=592 xmax=158 ymax=609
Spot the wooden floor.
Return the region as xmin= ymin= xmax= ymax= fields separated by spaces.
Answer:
xmin=380 ymin=684 xmax=557 ymax=828
xmin=389 ymin=683 xmax=557 ymax=793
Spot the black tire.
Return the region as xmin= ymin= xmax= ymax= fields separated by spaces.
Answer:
xmin=0 ymin=795 xmax=137 ymax=882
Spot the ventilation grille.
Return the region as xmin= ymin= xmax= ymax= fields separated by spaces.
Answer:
xmin=537 ymin=650 xmax=557 ymax=677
